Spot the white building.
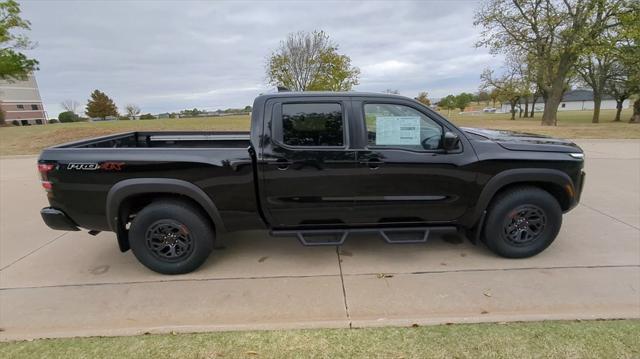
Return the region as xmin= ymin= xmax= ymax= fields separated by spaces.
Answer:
xmin=500 ymin=89 xmax=631 ymax=113
xmin=0 ymin=74 xmax=48 ymax=125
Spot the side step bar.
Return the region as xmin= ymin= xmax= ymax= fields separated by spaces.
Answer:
xmin=270 ymin=226 xmax=457 ymax=246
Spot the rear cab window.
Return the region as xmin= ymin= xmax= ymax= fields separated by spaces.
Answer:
xmin=280 ymin=103 xmax=345 ymax=147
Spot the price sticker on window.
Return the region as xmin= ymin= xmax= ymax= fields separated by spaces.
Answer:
xmin=375 ymin=116 xmax=421 ymax=145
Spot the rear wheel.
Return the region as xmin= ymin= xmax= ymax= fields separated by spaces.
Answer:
xmin=129 ymin=200 xmax=214 ymax=274
xmin=483 ymin=186 xmax=562 ymax=258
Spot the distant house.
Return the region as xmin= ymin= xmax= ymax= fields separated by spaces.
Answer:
xmin=91 ymin=116 xmax=117 ymax=121
xmin=0 ymin=74 xmax=48 ymax=125
xmin=500 ymin=89 xmax=631 ymax=113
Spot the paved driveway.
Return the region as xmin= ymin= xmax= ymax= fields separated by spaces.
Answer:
xmin=1 ymin=140 xmax=639 ymax=340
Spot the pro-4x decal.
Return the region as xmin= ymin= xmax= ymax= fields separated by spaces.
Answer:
xmin=67 ymin=162 xmax=124 ymax=171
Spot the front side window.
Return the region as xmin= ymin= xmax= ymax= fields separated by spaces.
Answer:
xmin=364 ymin=103 xmax=443 ymax=150
xmin=17 ymin=104 xmax=24 ymax=110
xmin=31 ymin=104 xmax=39 ymax=110
xmin=282 ymin=103 xmax=344 ymax=147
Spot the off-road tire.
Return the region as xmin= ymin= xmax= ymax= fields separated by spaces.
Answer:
xmin=484 ymin=186 xmax=562 ymax=258
xmin=129 ymin=200 xmax=214 ymax=274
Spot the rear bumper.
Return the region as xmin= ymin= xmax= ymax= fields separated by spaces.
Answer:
xmin=41 ymin=207 xmax=80 ymax=231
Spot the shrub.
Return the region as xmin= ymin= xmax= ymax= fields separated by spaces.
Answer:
xmin=48 ymin=119 xmax=60 ymax=124
xmin=11 ymin=120 xmax=20 ymax=126
xmin=118 ymin=116 xmax=131 ymax=121
xmin=139 ymin=113 xmax=156 ymax=120
xmin=58 ymin=111 xmax=80 ymax=123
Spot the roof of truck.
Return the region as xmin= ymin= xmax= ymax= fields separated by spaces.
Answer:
xmin=255 ymin=91 xmax=410 ymax=100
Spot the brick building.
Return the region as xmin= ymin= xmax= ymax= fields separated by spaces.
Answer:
xmin=0 ymin=74 xmax=48 ymax=125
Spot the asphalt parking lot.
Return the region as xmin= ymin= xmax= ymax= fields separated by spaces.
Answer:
xmin=1 ymin=139 xmax=639 ymax=340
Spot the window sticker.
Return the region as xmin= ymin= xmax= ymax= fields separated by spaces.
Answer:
xmin=375 ymin=116 xmax=421 ymax=145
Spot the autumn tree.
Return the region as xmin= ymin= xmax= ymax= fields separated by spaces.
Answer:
xmin=475 ymin=0 xmax=626 ymax=126
xmin=415 ymin=91 xmax=431 ymax=106
xmin=85 ymin=90 xmax=118 ymax=120
xmin=266 ymin=30 xmax=360 ymax=91
xmin=477 ymin=90 xmax=490 ymax=105
xmin=125 ymin=104 xmax=141 ymax=119
xmin=489 ymin=88 xmax=500 ymax=107
xmin=0 ymin=0 xmax=38 ymax=81
xmin=481 ymin=67 xmax=528 ymax=120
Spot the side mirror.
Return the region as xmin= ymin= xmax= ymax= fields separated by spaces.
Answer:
xmin=442 ymin=131 xmax=460 ymax=151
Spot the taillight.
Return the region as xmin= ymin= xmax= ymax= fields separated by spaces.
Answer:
xmin=38 ymin=162 xmax=56 ymax=192
xmin=38 ymin=163 xmax=55 ymax=174
xmin=41 ymin=181 xmax=53 ymax=191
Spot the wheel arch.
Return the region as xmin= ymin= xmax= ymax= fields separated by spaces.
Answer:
xmin=464 ymin=168 xmax=576 ymax=229
xmin=106 ymin=178 xmax=225 ymax=251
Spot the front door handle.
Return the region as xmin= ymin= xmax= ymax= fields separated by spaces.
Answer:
xmin=268 ymin=159 xmax=292 ymax=170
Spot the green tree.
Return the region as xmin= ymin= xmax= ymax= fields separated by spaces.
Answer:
xmin=454 ymin=92 xmax=474 ymax=112
xmin=606 ymin=62 xmax=632 ymax=122
xmin=85 ymin=90 xmax=118 ymax=120
xmin=615 ymin=1 xmax=640 ymax=123
xmin=139 ymin=113 xmax=155 ymax=120
xmin=475 ymin=0 xmax=626 ymax=126
xmin=0 ymin=0 xmax=39 ymax=81
xmin=415 ymin=91 xmax=431 ymax=106
xmin=577 ymin=52 xmax=615 ymax=123
xmin=438 ymin=95 xmax=457 ymax=115
xmin=58 ymin=111 xmax=79 ymax=123
xmin=266 ymin=30 xmax=360 ymax=91
xmin=179 ymin=108 xmax=204 ymax=117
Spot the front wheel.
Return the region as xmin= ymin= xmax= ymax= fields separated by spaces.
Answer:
xmin=483 ymin=186 xmax=562 ymax=258
xmin=129 ymin=200 xmax=214 ymax=274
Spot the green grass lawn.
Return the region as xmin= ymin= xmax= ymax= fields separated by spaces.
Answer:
xmin=0 ymin=109 xmax=638 ymax=156
xmin=1 ymin=320 xmax=638 ymax=358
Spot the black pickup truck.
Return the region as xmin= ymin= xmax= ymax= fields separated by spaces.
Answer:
xmin=38 ymin=92 xmax=585 ymax=274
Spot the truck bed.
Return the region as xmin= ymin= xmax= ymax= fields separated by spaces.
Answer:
xmin=39 ymin=130 xmax=262 ymax=233
xmin=53 ymin=131 xmax=250 ymax=149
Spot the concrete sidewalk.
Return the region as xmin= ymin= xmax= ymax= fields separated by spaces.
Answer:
xmin=1 ymin=140 xmax=639 ymax=340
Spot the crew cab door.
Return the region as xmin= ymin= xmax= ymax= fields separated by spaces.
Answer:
xmin=348 ymin=98 xmax=477 ymax=225
xmin=259 ymin=97 xmax=358 ymax=227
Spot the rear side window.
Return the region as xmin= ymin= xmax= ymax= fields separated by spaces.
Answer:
xmin=282 ymin=103 xmax=344 ymax=147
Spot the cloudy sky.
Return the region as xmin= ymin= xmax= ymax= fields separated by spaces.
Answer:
xmin=20 ymin=0 xmax=499 ymax=116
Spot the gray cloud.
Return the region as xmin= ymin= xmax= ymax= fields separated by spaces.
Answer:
xmin=21 ymin=0 xmax=498 ymax=117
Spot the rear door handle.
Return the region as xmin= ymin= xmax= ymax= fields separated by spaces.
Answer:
xmin=359 ymin=158 xmax=383 ymax=170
